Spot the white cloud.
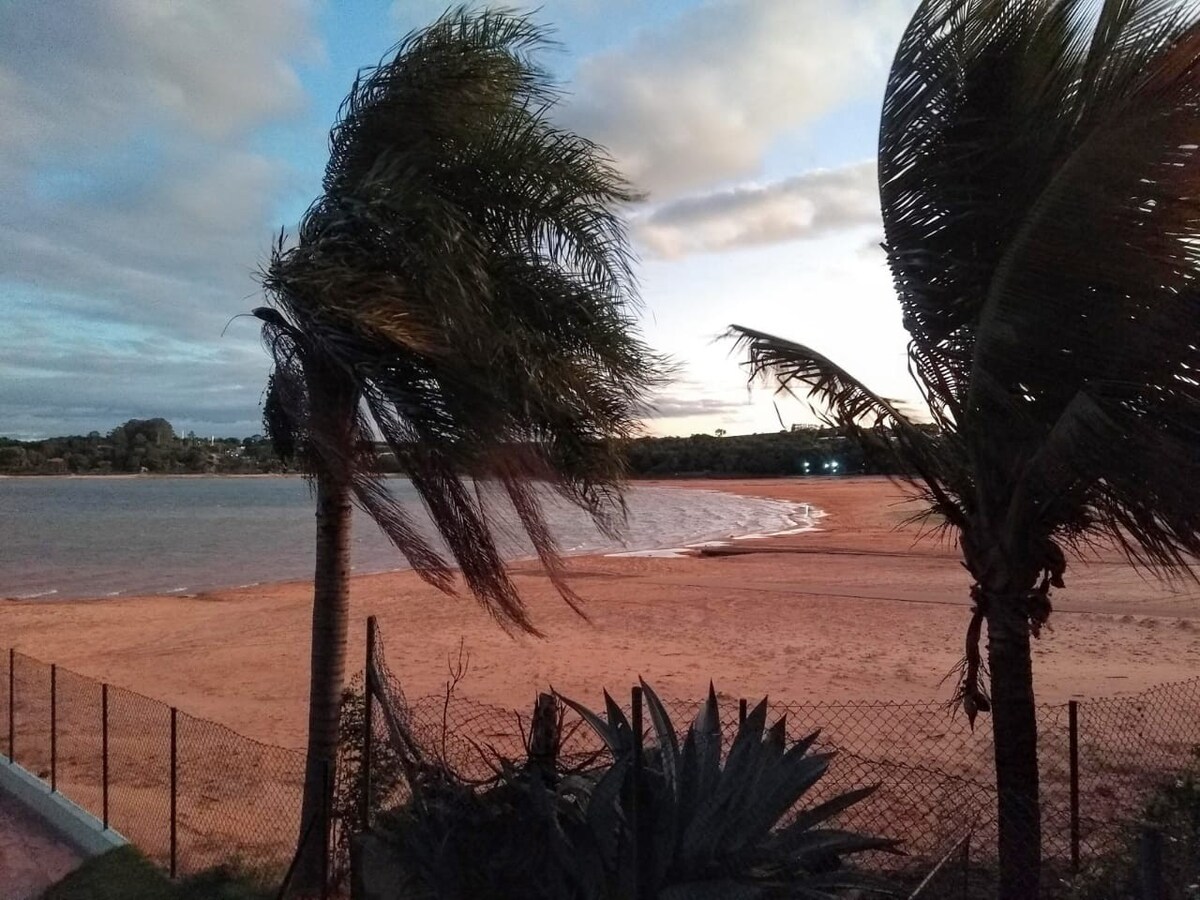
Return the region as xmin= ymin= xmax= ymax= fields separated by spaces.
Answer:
xmin=392 ymin=0 xmax=629 ymax=29
xmin=561 ymin=0 xmax=910 ymax=198
xmin=635 ymin=161 xmax=879 ymax=258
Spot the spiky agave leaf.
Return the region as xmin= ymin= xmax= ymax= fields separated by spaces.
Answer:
xmin=566 ymin=683 xmax=896 ymax=895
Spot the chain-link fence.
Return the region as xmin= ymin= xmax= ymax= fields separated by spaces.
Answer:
xmin=0 ymin=649 xmax=306 ymax=882
xmin=361 ymin=620 xmax=1200 ymax=898
xmin=2 ymin=635 xmax=1198 ymax=897
xmin=379 ymin=686 xmax=1200 ymax=864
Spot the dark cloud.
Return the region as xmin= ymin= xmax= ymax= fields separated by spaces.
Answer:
xmin=634 ymin=162 xmax=879 ymax=258
xmin=0 ymin=1 xmax=317 ymax=438
xmin=0 ymin=338 xmax=269 ymax=439
xmin=644 ymin=394 xmax=746 ymax=419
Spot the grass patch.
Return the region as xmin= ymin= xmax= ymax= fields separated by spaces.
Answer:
xmin=42 ymin=846 xmax=171 ymax=900
xmin=42 ymin=846 xmax=274 ymax=900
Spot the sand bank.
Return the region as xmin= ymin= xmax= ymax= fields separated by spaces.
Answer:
xmin=0 ymin=477 xmax=1197 ymax=747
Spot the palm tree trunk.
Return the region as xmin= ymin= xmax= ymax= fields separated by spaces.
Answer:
xmin=988 ymin=601 xmax=1041 ymax=899
xmin=293 ymin=461 xmax=354 ymax=894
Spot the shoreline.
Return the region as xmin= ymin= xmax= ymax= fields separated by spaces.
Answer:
xmin=0 ymin=472 xmax=297 ymax=479
xmin=0 ymin=476 xmax=1197 ymax=746
xmin=2 ymin=481 xmax=819 ymax=603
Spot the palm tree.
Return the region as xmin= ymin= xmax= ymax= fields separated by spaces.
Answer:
xmin=254 ymin=8 xmax=663 ymax=890
xmin=729 ymin=0 xmax=1200 ymax=896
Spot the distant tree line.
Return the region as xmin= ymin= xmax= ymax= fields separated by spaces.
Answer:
xmin=0 ymin=418 xmax=932 ymax=478
xmin=0 ymin=418 xmax=286 ymax=475
xmin=624 ymin=426 xmax=934 ymax=477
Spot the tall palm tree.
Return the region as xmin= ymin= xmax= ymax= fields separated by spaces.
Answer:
xmin=254 ymin=8 xmax=662 ymax=890
xmin=730 ymin=0 xmax=1200 ymax=895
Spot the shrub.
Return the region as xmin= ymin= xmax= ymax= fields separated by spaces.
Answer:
xmin=360 ymin=680 xmax=898 ymax=899
xmin=1063 ymin=753 xmax=1200 ymax=899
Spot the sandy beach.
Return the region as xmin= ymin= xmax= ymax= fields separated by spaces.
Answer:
xmin=0 ymin=476 xmax=1198 ymax=749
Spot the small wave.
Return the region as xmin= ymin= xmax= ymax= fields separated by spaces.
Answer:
xmin=2 ymin=483 xmax=823 ymax=599
xmin=607 ymin=548 xmax=689 ymax=558
xmin=15 ymin=589 xmax=58 ymax=599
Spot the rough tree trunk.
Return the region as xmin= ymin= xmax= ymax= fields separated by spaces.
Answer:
xmin=988 ymin=601 xmax=1042 ymax=899
xmin=293 ymin=447 xmax=354 ymax=894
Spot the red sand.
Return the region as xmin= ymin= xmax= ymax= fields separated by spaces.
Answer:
xmin=0 ymin=477 xmax=1197 ymax=748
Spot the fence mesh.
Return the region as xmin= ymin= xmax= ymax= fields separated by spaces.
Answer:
xmin=0 ymin=651 xmax=305 ymax=881
xmin=174 ymin=710 xmax=304 ymax=877
xmin=1 ymin=638 xmax=1198 ymax=897
xmin=363 ymin=622 xmax=1200 ymax=897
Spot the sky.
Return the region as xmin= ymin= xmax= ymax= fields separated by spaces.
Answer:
xmin=0 ymin=0 xmax=920 ymax=440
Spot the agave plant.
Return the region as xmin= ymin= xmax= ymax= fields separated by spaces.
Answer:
xmin=559 ymin=681 xmax=900 ymax=898
xmin=365 ymin=771 xmax=595 ymax=900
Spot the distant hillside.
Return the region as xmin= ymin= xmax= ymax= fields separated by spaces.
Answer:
xmin=624 ymin=427 xmax=924 ymax=477
xmin=0 ymin=419 xmax=285 ymax=475
xmin=0 ymin=419 xmax=926 ymax=478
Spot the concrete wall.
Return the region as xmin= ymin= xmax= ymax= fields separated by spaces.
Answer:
xmin=0 ymin=757 xmax=126 ymax=857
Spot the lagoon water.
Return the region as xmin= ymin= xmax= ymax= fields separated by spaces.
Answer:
xmin=0 ymin=477 xmax=816 ymax=600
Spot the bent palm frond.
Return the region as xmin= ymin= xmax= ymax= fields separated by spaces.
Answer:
xmin=258 ymin=6 xmax=666 ymax=632
xmin=874 ymin=0 xmax=1200 ymax=572
xmin=727 ymin=325 xmax=912 ymax=429
xmin=726 ymin=325 xmax=967 ymax=529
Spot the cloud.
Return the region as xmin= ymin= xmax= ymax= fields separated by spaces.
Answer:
xmin=646 ymin=394 xmax=747 ymax=419
xmin=0 ymin=2 xmax=319 ymax=437
xmin=392 ymin=1 xmax=628 ymax=29
xmin=634 ymin=161 xmax=879 ymax=258
xmin=561 ymin=0 xmax=909 ymax=198
xmin=0 ymin=1 xmax=317 ymax=160
xmin=0 ymin=148 xmax=284 ymax=337
xmin=0 ymin=337 xmax=269 ymax=439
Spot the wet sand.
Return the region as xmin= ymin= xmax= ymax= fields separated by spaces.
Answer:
xmin=0 ymin=477 xmax=1197 ymax=748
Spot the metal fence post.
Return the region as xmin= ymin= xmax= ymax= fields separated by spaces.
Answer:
xmin=102 ymin=683 xmax=109 ymax=830
xmin=738 ymin=698 xmax=748 ymax=727
xmin=50 ymin=663 xmax=56 ymax=792
xmin=631 ymin=685 xmax=646 ymax=900
xmin=361 ymin=615 xmax=376 ymax=832
xmin=321 ymin=758 xmax=331 ymax=900
xmin=1138 ymin=825 xmax=1165 ymax=900
xmin=962 ymin=832 xmax=971 ymax=898
xmin=170 ymin=707 xmax=178 ymax=879
xmin=7 ymin=649 xmax=13 ymax=764
xmin=1069 ymin=700 xmax=1080 ymax=873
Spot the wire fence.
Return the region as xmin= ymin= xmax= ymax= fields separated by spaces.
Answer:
xmin=1 ymin=635 xmax=1198 ymax=897
xmin=363 ymin=620 xmax=1200 ymax=897
xmin=0 ymin=649 xmax=306 ymax=881
xmin=376 ymin=681 xmax=1200 ymax=868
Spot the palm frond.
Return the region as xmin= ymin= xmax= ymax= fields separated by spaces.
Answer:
xmin=725 ymin=325 xmax=969 ymax=530
xmin=257 ymin=6 xmax=667 ymax=632
xmin=879 ymin=0 xmax=1200 ymax=574
xmin=726 ymin=326 xmax=911 ymax=428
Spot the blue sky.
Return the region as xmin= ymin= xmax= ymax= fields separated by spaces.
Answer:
xmin=0 ymin=0 xmax=917 ymax=440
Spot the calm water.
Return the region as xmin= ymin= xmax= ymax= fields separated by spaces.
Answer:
xmin=0 ymin=477 xmax=816 ymax=600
